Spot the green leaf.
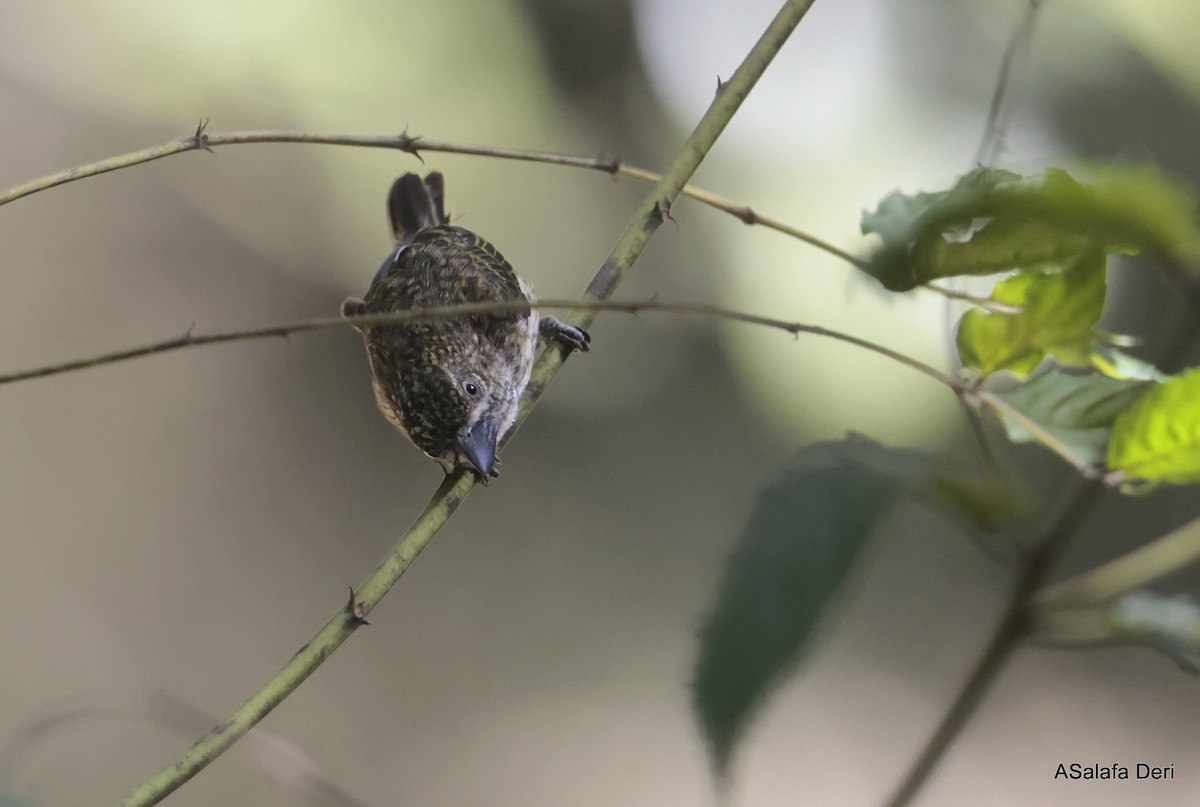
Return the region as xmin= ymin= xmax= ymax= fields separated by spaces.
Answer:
xmin=994 ymin=368 xmax=1155 ymax=465
xmin=861 ymin=165 xmax=1200 ymax=291
xmin=861 ymin=168 xmax=1020 ymax=290
xmin=912 ymin=217 xmax=1098 ymax=281
xmin=988 ymin=167 xmax=1200 ymax=267
xmin=956 ymin=250 xmax=1107 ymax=377
xmin=692 ymin=436 xmax=917 ymax=778
xmin=1108 ymin=367 xmax=1200 ymax=484
xmin=861 ymin=167 xmax=1020 ymax=247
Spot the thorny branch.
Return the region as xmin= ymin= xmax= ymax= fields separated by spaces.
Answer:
xmin=0 ymin=125 xmax=1007 ymax=311
xmin=115 ymin=0 xmax=822 ymax=803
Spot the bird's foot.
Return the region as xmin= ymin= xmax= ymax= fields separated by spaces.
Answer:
xmin=341 ymin=297 xmax=366 ymax=318
xmin=539 ymin=316 xmax=591 ymax=352
xmin=450 ymin=457 xmax=501 ymax=486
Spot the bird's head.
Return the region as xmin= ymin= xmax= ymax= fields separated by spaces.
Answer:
xmin=427 ymin=346 xmax=525 ymax=479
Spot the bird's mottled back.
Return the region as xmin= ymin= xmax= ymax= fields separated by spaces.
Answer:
xmin=342 ymin=172 xmax=590 ymax=481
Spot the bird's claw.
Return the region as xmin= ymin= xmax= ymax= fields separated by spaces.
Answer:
xmin=539 ymin=316 xmax=591 ymax=352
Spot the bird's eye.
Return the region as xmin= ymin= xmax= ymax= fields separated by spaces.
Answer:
xmin=464 ymin=382 xmax=479 ymax=396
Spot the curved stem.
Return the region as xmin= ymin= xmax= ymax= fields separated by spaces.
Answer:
xmin=925 ymin=283 xmax=1021 ymax=314
xmin=116 ymin=1 xmax=820 ymax=804
xmin=0 ymin=128 xmax=864 ymax=273
xmin=972 ymin=390 xmax=1101 ymax=480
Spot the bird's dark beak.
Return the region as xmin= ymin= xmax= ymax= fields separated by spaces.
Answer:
xmin=457 ymin=418 xmax=500 ymax=479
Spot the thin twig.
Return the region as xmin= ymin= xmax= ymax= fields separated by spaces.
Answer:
xmin=0 ymin=123 xmax=864 ymax=270
xmin=884 ymin=480 xmax=1104 ymax=807
xmin=0 ymin=126 xmax=1019 ymax=313
xmin=116 ymin=1 xmax=820 ymax=803
xmin=0 ymin=298 xmax=962 ymax=392
xmin=974 ymin=0 xmax=1042 ymax=167
xmin=958 ymin=397 xmax=999 ymax=475
xmin=926 ymin=282 xmax=1022 ymax=314
xmin=971 ymin=390 xmax=1102 ymax=481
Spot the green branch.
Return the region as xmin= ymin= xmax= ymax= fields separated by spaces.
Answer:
xmin=116 ymin=1 xmax=819 ymax=804
xmin=1035 ymin=515 xmax=1200 ymax=611
xmin=884 ymin=481 xmax=1104 ymax=807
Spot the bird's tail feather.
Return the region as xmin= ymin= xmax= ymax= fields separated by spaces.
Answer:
xmin=388 ymin=172 xmax=447 ymax=242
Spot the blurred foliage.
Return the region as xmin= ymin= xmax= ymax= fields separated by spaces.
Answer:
xmin=692 ymin=436 xmax=917 ymax=777
xmin=695 ymin=156 xmax=1200 ymax=780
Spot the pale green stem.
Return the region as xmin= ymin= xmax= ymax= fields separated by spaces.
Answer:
xmin=1035 ymin=515 xmax=1200 ymax=611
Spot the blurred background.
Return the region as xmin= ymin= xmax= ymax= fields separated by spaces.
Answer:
xmin=0 ymin=0 xmax=1198 ymax=804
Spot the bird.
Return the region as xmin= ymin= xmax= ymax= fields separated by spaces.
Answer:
xmin=342 ymin=171 xmax=590 ymax=482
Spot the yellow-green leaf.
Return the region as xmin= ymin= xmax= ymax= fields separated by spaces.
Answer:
xmin=956 ymin=250 xmax=1106 ymax=377
xmin=1107 ymin=368 xmax=1200 ymax=484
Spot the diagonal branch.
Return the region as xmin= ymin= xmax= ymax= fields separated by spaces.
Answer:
xmin=116 ymin=1 xmax=820 ymax=804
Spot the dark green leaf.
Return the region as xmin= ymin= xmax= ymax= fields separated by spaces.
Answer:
xmin=912 ymin=217 xmax=1097 ymax=281
xmin=692 ymin=436 xmax=917 ymax=778
xmin=860 ymin=166 xmax=1200 ymax=290
xmin=1108 ymin=367 xmax=1200 ymax=484
xmin=861 ymin=167 xmax=1020 ymax=246
xmin=956 ymin=250 xmax=1106 ymax=377
xmin=861 ymin=168 xmax=1020 ymax=290
xmin=987 ymin=167 xmax=1200 ymax=267
xmin=993 ymin=368 xmax=1154 ymax=465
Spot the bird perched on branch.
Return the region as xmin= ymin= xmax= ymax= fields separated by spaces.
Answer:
xmin=342 ymin=172 xmax=590 ymax=481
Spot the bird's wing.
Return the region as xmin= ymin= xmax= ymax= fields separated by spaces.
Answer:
xmin=409 ymin=226 xmax=528 ymax=302
xmin=361 ymin=226 xmax=529 ymax=314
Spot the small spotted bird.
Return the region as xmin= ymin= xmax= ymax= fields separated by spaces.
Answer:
xmin=343 ymin=172 xmax=590 ymax=480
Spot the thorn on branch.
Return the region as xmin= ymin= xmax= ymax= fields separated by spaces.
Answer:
xmin=346 ymin=587 xmax=370 ymax=626
xmin=735 ymin=205 xmax=759 ymax=226
xmin=183 ymin=322 xmax=198 ymax=342
xmin=192 ymin=118 xmax=213 ymax=154
xmin=654 ymin=198 xmax=677 ymax=228
xmin=598 ymin=151 xmax=622 ymax=176
xmin=397 ymin=125 xmax=424 ymax=163
xmin=715 ymin=75 xmax=729 ymax=96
